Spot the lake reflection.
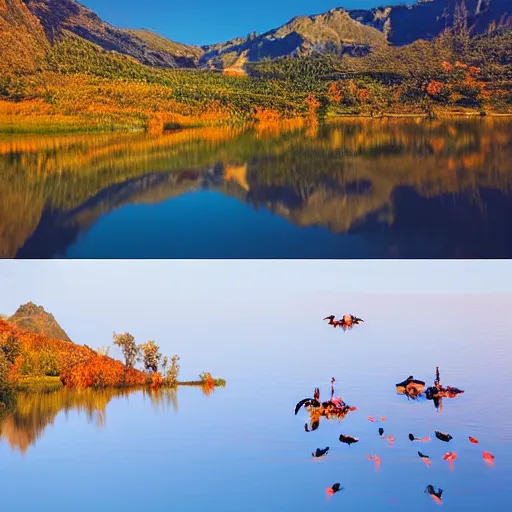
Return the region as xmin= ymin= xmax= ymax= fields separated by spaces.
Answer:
xmin=1 ymin=118 xmax=511 ymax=258
xmin=1 ymin=292 xmax=511 ymax=511
xmin=0 ymin=386 xmax=191 ymax=454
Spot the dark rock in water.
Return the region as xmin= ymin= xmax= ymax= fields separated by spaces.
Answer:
xmin=435 ymin=430 xmax=453 ymax=442
xmin=312 ymin=447 xmax=330 ymax=457
xmin=339 ymin=434 xmax=359 ymax=446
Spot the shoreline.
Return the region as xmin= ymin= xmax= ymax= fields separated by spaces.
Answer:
xmin=0 ymin=111 xmax=510 ymax=136
xmin=14 ymin=376 xmax=226 ymax=394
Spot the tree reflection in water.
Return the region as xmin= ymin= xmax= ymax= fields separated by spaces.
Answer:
xmin=0 ymin=385 xmax=214 ymax=454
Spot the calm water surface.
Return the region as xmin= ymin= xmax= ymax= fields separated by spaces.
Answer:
xmin=2 ymin=118 xmax=511 ymax=258
xmin=1 ymin=293 xmax=511 ymax=511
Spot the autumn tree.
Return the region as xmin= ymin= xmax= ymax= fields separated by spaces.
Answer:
xmin=1 ymin=335 xmax=21 ymax=364
xmin=165 ymin=354 xmax=180 ymax=387
xmin=306 ymin=93 xmax=320 ymax=119
xmin=113 ymin=332 xmax=139 ymax=368
xmin=140 ymin=340 xmax=162 ymax=373
xmin=327 ymin=82 xmax=343 ymax=104
xmin=0 ymin=351 xmax=13 ymax=407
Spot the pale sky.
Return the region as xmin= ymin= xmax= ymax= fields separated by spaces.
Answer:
xmin=1 ymin=260 xmax=511 ymax=379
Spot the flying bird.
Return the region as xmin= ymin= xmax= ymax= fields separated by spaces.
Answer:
xmin=469 ymin=436 xmax=479 ymax=444
xmin=378 ymin=427 xmax=384 ymax=436
xmin=339 ymin=434 xmax=359 ymax=446
xmin=312 ymin=447 xmax=329 ymax=458
xmin=339 ymin=314 xmax=364 ymax=330
xmin=435 ymin=430 xmax=453 ymax=442
xmin=326 ymin=483 xmax=344 ymax=497
xmin=323 ymin=316 xmax=343 ymax=327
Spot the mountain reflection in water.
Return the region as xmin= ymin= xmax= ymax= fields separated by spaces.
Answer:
xmin=2 ymin=118 xmax=511 ymax=258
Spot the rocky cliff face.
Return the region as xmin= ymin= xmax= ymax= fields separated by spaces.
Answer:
xmin=0 ymin=0 xmax=49 ymax=76
xmin=8 ymin=302 xmax=72 ymax=342
xmin=349 ymin=0 xmax=511 ymax=45
xmin=4 ymin=0 xmax=509 ymax=72
xmin=22 ymin=0 xmax=202 ymax=67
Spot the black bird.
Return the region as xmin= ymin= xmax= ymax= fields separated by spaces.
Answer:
xmin=312 ymin=447 xmax=329 ymax=458
xmin=379 ymin=427 xmax=384 ymax=436
xmin=418 ymin=451 xmax=430 ymax=459
xmin=339 ymin=434 xmax=359 ymax=446
xmin=424 ymin=485 xmax=443 ymax=504
xmin=326 ymin=483 xmax=344 ymax=496
xmin=409 ymin=433 xmax=430 ymax=442
xmin=435 ymin=430 xmax=453 ymax=442
xmin=396 ymin=376 xmax=426 ymax=388
xmin=294 ymin=398 xmax=321 ymax=415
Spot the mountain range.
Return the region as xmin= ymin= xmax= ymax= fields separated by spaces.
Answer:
xmin=2 ymin=0 xmax=510 ymax=73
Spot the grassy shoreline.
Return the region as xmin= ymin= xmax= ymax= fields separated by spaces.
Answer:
xmin=1 ymin=110 xmax=510 ymax=135
xmin=14 ymin=376 xmax=226 ymax=394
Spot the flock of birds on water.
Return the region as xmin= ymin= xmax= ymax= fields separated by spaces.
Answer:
xmin=292 ymin=314 xmax=496 ymax=505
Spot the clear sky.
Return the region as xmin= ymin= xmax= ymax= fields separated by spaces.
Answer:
xmin=1 ymin=260 xmax=511 ymax=344
xmin=79 ymin=0 xmax=414 ymax=46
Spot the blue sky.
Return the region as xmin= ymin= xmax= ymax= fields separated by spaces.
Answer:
xmin=80 ymin=0 xmax=414 ymax=46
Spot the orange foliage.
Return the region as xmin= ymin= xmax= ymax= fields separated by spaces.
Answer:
xmin=468 ymin=66 xmax=481 ymax=75
xmin=252 ymin=106 xmax=281 ymax=124
xmin=0 ymin=318 xmax=147 ymax=389
xmin=146 ymin=113 xmax=165 ymax=135
xmin=327 ymin=82 xmax=343 ymax=104
xmin=441 ymin=61 xmax=453 ymax=73
xmin=358 ymin=89 xmax=370 ymax=104
xmin=151 ymin=372 xmax=163 ymax=389
xmin=222 ymin=68 xmax=247 ymax=77
xmin=455 ymin=61 xmax=468 ymax=69
xmin=426 ymin=80 xmax=443 ymax=97
xmin=306 ymin=93 xmax=320 ymax=118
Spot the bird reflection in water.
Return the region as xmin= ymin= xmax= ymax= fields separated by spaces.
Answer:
xmin=295 ymin=377 xmax=356 ymax=432
xmin=396 ymin=367 xmax=464 ymax=411
xmin=424 ymin=485 xmax=444 ymax=505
